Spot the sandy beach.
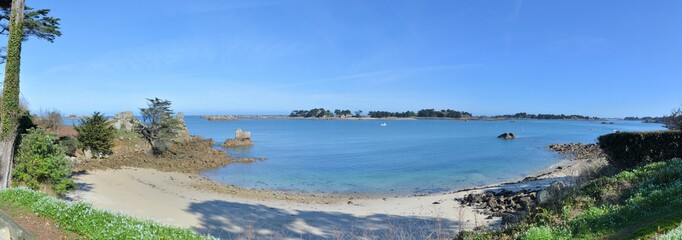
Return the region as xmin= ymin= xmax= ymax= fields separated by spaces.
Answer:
xmin=66 ymin=152 xmax=596 ymax=239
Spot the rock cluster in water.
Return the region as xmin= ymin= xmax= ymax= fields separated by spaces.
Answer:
xmin=202 ymin=115 xmax=238 ymax=121
xmin=497 ymin=132 xmax=516 ymax=139
xmin=221 ymin=129 xmax=254 ymax=147
xmin=546 ymin=143 xmax=605 ymax=160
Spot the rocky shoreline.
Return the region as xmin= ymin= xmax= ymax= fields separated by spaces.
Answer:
xmin=456 ymin=143 xmax=605 ymax=225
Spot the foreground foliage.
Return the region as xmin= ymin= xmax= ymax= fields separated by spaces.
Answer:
xmin=12 ymin=128 xmax=73 ymax=194
xmin=458 ymin=158 xmax=682 ymax=239
xmin=0 ymin=188 xmax=210 ymax=239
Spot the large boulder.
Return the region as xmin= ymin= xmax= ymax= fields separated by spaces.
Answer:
xmin=535 ymin=181 xmax=566 ymax=205
xmin=235 ymin=128 xmax=251 ymax=141
xmin=110 ymin=111 xmax=140 ymax=131
xmin=222 ymin=128 xmax=254 ymax=147
xmin=497 ymin=132 xmax=516 ymax=139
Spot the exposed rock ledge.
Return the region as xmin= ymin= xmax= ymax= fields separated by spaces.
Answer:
xmin=202 ymin=115 xmax=238 ymax=121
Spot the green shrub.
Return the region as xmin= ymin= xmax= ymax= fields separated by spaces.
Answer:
xmin=76 ymin=111 xmax=116 ymax=156
xmin=58 ymin=136 xmax=79 ymax=156
xmin=12 ymin=128 xmax=74 ymax=195
xmin=520 ymin=226 xmax=571 ymax=240
xmin=597 ymin=131 xmax=682 ymax=169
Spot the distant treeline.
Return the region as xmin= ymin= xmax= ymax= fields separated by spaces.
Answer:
xmin=624 ymin=116 xmax=663 ymax=123
xmin=368 ymin=109 xmax=472 ymax=119
xmin=415 ymin=109 xmax=472 ymax=118
xmin=493 ymin=112 xmax=598 ymax=120
xmin=290 ymin=108 xmax=472 ymax=119
xmin=367 ymin=111 xmax=416 ymax=118
xmin=289 ymin=108 xmax=359 ymax=118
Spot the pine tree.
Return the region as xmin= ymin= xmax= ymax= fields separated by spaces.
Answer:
xmin=76 ymin=112 xmax=116 ymax=156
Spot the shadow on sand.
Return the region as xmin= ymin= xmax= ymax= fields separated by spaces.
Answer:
xmin=187 ymin=200 xmax=464 ymax=239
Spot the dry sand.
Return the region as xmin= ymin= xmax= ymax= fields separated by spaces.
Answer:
xmin=67 ymin=157 xmax=597 ymax=239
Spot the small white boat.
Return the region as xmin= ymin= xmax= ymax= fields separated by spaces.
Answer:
xmin=380 ymin=122 xmax=387 ymax=127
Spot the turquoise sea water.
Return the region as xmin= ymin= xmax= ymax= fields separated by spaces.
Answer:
xmin=185 ymin=118 xmax=664 ymax=195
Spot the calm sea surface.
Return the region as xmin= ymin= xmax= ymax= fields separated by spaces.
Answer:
xmin=182 ymin=118 xmax=663 ymax=195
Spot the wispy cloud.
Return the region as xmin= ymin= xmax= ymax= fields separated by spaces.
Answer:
xmin=176 ymin=0 xmax=290 ymax=15
xmin=41 ymin=38 xmax=299 ymax=76
xmin=546 ymin=37 xmax=609 ymax=55
xmin=384 ymin=0 xmax=422 ymax=42
xmin=273 ymin=64 xmax=478 ymax=89
xmin=510 ymin=0 xmax=524 ymax=22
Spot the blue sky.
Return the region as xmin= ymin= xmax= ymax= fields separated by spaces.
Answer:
xmin=11 ymin=0 xmax=682 ymax=117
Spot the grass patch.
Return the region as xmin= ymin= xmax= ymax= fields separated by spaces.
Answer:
xmin=0 ymin=187 xmax=211 ymax=239
xmin=659 ymin=222 xmax=682 ymax=240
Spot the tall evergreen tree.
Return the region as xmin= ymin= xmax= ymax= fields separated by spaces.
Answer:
xmin=0 ymin=0 xmax=24 ymax=189
xmin=0 ymin=0 xmax=60 ymax=63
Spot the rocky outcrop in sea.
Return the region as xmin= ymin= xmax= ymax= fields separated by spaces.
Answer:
xmin=221 ymin=129 xmax=254 ymax=147
xmin=546 ymin=143 xmax=605 ymax=160
xmin=497 ymin=132 xmax=516 ymax=139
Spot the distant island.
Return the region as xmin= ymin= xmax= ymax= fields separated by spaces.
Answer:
xmin=624 ymin=116 xmax=663 ymax=123
xmin=289 ymin=108 xmax=359 ymax=118
xmin=490 ymin=112 xmax=599 ymax=120
xmin=288 ymin=108 xmax=473 ymax=119
xmin=368 ymin=109 xmax=472 ymax=119
xmin=195 ymin=108 xmax=613 ymax=121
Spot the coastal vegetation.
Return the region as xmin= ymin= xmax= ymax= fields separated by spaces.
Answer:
xmin=663 ymin=107 xmax=682 ymax=130
xmin=136 ymin=98 xmax=182 ymax=155
xmin=598 ymin=131 xmax=682 ymax=169
xmin=75 ymin=112 xmax=116 ymax=156
xmin=11 ymin=128 xmax=74 ymax=195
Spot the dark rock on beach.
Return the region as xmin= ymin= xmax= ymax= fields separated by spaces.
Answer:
xmin=458 ymin=189 xmax=538 ymax=223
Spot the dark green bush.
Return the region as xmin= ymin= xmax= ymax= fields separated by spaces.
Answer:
xmin=12 ymin=128 xmax=75 ymax=195
xmin=76 ymin=112 xmax=116 ymax=156
xmin=58 ymin=136 xmax=79 ymax=156
xmin=597 ymin=131 xmax=682 ymax=169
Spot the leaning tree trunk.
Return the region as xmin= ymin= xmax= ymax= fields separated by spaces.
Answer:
xmin=0 ymin=0 xmax=25 ymax=189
